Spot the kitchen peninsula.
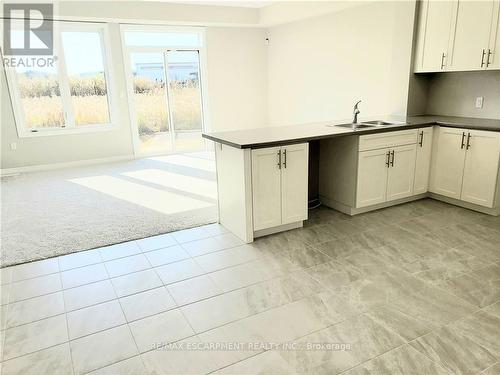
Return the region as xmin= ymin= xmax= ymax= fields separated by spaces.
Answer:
xmin=203 ymin=115 xmax=500 ymax=243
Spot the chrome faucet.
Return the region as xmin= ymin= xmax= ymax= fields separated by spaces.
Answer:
xmin=352 ymin=100 xmax=361 ymax=124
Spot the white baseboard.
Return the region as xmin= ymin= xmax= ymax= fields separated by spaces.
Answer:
xmin=1 ymin=155 xmax=135 ymax=176
xmin=253 ymin=221 xmax=303 ymax=239
xmin=429 ymin=193 xmax=499 ymax=216
xmin=320 ymin=194 xmax=428 ymax=215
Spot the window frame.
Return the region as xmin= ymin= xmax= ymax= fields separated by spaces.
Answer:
xmin=3 ymin=21 xmax=117 ymax=138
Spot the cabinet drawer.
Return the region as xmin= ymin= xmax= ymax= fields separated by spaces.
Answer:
xmin=359 ymin=129 xmax=418 ymax=151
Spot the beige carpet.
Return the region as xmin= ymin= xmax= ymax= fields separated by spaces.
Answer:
xmin=1 ymin=152 xmax=218 ymax=267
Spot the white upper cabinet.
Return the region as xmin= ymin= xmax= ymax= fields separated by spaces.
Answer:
xmin=414 ymin=0 xmax=500 ymax=72
xmin=448 ymin=1 xmax=496 ymax=71
xmin=414 ymin=0 xmax=455 ymax=72
xmin=487 ymin=1 xmax=500 ymax=69
xmin=251 ymin=147 xmax=282 ymax=231
xmin=430 ymin=127 xmax=467 ymax=199
xmin=414 ymin=127 xmax=434 ymax=195
xmin=461 ymin=130 xmax=500 ymax=207
xmin=281 ymin=143 xmax=309 ymax=225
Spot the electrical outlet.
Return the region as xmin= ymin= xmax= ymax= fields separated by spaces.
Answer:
xmin=10 ymin=142 xmax=17 ymax=150
xmin=475 ymin=96 xmax=484 ymax=109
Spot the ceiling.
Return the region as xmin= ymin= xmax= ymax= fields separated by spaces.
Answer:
xmin=145 ymin=0 xmax=275 ymax=7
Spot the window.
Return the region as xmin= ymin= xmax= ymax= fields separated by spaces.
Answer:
xmin=4 ymin=22 xmax=114 ymax=136
xmin=62 ymin=30 xmax=110 ymax=126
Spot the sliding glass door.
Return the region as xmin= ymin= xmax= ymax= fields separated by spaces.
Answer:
xmin=167 ymin=51 xmax=204 ymax=152
xmin=128 ymin=50 xmax=205 ymax=155
xmin=130 ymin=52 xmax=172 ymax=155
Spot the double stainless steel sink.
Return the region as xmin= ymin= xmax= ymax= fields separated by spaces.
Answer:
xmin=329 ymin=120 xmax=399 ymax=130
xmin=362 ymin=120 xmax=395 ymax=126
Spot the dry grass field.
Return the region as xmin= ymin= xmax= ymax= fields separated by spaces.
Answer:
xmin=18 ymin=75 xmax=201 ymax=132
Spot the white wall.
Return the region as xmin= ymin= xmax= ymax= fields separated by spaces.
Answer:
xmin=205 ymin=27 xmax=268 ymax=131
xmin=260 ymin=1 xmax=365 ymax=26
xmin=266 ymin=1 xmax=417 ymax=126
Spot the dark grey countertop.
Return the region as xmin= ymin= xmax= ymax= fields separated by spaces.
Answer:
xmin=202 ymin=115 xmax=500 ymax=149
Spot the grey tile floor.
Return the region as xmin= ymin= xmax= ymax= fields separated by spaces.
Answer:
xmin=0 ymin=198 xmax=499 ymax=374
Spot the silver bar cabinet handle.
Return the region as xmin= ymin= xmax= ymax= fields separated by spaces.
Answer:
xmin=277 ymin=149 xmax=281 ymax=169
xmin=481 ymin=49 xmax=486 ymax=67
xmin=283 ymin=149 xmax=287 ymax=168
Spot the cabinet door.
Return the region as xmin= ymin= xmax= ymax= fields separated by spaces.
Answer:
xmin=414 ymin=127 xmax=434 ymax=195
xmin=414 ymin=0 xmax=455 ymax=72
xmin=387 ymin=145 xmax=417 ymax=202
xmin=487 ymin=1 xmax=500 ymax=69
xmin=461 ymin=130 xmax=500 ymax=207
xmin=356 ymin=149 xmax=389 ymax=208
xmin=430 ymin=127 xmax=467 ymax=199
xmin=449 ymin=0 xmax=495 ymax=71
xmin=281 ymin=143 xmax=309 ymax=225
xmin=251 ymin=147 xmax=282 ymax=231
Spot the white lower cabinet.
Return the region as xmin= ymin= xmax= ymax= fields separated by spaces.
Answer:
xmin=356 ymin=149 xmax=390 ymax=207
xmin=430 ymin=127 xmax=468 ymax=199
xmin=387 ymin=144 xmax=417 ymax=201
xmin=251 ymin=146 xmax=282 ymax=231
xmin=251 ymin=143 xmax=308 ymax=231
xmin=414 ymin=127 xmax=434 ymax=195
xmin=460 ymin=130 xmax=500 ymax=207
xmin=356 ymin=144 xmax=417 ymax=208
xmin=281 ymin=143 xmax=309 ymax=225
xmin=431 ymin=127 xmax=500 ymax=208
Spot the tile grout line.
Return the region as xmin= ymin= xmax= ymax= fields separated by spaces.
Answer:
xmin=1 ymin=293 xmax=494 ymax=365
xmin=1 ymin=233 xmax=245 ymax=307
xmin=59 ymin=258 xmax=77 ymax=375
xmin=3 ymin=227 xmax=314 ymax=300
xmin=6 ymin=248 xmax=321 ymax=333
xmin=1 ymin=249 xmax=224 ymax=307
xmin=0 ymin=224 xmax=228 ymax=280
xmin=1 ymin=212 xmax=498 ymax=371
xmin=0 ymin=258 xmax=313 ymax=333
xmin=1 ymin=274 xmax=345 ymax=365
xmin=4 ymin=280 xmax=444 ymax=369
xmin=1 ymin=238 xmax=489 ymax=340
xmin=100 ymin=255 xmax=142 ymax=375
xmin=135 ymin=246 xmax=184 ymax=371
xmin=480 ymin=361 xmax=500 ymax=375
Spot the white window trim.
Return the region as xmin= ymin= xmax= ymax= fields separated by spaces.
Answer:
xmin=3 ymin=21 xmax=118 ymax=138
xmin=119 ymin=24 xmax=211 ymax=157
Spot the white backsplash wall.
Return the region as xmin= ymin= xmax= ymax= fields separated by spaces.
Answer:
xmin=426 ymin=71 xmax=500 ymax=119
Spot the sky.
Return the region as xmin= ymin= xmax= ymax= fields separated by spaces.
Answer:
xmin=12 ymin=30 xmax=104 ymax=75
